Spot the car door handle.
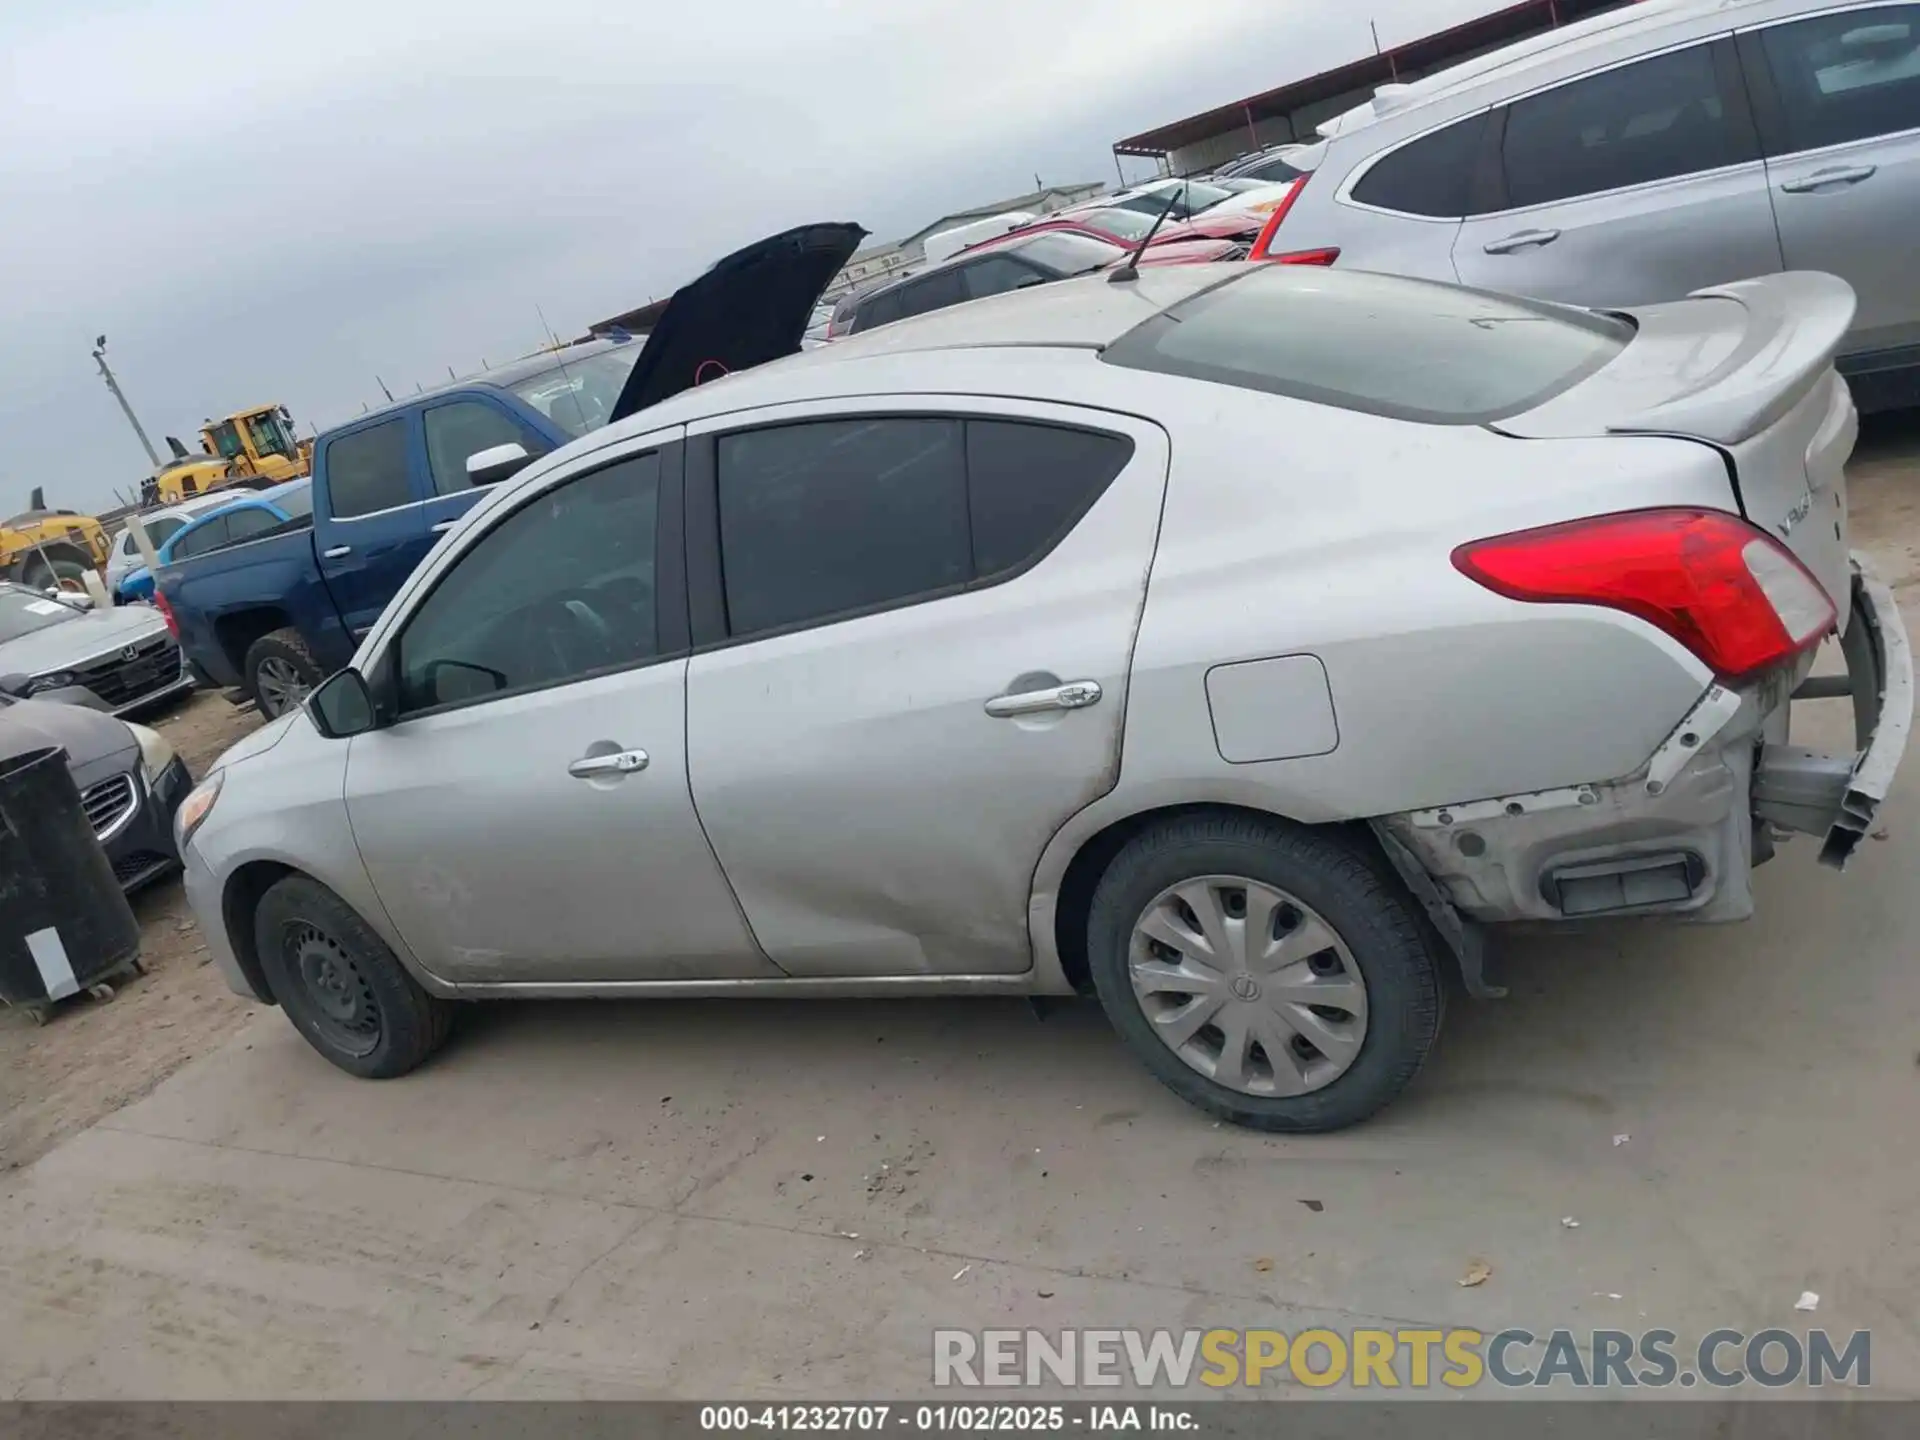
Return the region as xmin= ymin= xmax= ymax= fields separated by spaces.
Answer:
xmin=984 ymin=680 xmax=1102 ymax=718
xmin=1780 ymin=164 xmax=1877 ymax=193
xmin=1482 ymin=228 xmax=1561 ymax=255
xmin=430 ymin=520 xmax=459 ymax=534
xmin=567 ymin=748 xmax=649 ymax=778
xmin=321 ymin=545 xmax=351 ymax=559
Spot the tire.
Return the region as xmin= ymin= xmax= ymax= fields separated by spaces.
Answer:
xmin=244 ymin=627 xmax=325 ymax=717
xmin=7 ymin=543 xmax=91 ymax=591
xmin=254 ymin=874 xmax=453 ymax=1078
xmin=1086 ymin=812 xmax=1443 ymax=1133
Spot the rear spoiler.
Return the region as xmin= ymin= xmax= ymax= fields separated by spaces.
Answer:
xmin=1604 ymin=273 xmax=1857 ymax=446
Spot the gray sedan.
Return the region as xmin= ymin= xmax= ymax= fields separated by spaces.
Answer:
xmin=0 ymin=582 xmax=193 ymax=716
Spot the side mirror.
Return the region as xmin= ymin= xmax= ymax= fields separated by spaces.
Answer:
xmin=0 ymin=673 xmax=29 ymax=699
xmin=465 ymin=442 xmax=534 ymax=487
xmin=308 ymin=668 xmax=378 ymax=738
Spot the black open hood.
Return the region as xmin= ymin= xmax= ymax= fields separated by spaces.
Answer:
xmin=609 ymin=222 xmax=865 ymax=424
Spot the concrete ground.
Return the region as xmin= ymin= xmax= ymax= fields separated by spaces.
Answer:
xmin=2 ymin=420 xmax=1918 ymax=1400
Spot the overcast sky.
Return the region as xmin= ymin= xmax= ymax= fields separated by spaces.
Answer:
xmin=2 ymin=0 xmax=1484 ymax=514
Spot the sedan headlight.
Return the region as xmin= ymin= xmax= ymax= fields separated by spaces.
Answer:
xmin=175 ymin=769 xmax=224 ymax=850
xmin=125 ymin=721 xmax=176 ymax=783
xmin=25 ymin=670 xmax=76 ymax=695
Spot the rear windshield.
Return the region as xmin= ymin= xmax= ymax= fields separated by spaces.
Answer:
xmin=1100 ymin=267 xmax=1631 ymax=424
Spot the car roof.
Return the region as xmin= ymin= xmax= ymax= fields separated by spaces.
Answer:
xmin=1322 ymin=0 xmax=1754 ymax=137
xmin=325 ymin=337 xmax=640 ymax=433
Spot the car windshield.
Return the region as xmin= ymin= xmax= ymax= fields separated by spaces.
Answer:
xmin=0 ymin=587 xmax=79 ymax=644
xmin=507 ymin=347 xmax=643 ymax=438
xmin=1115 ymin=181 xmax=1235 ymax=218
xmin=1069 ymin=208 xmax=1156 ymax=243
xmin=1014 ymin=232 xmax=1127 ymax=277
xmin=1103 ymin=267 xmax=1632 ymax=424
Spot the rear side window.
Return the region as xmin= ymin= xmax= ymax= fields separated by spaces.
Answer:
xmin=1352 ymin=112 xmax=1490 ymax=217
xmin=961 ymin=255 xmax=1044 ymax=300
xmin=1499 ymin=43 xmax=1752 ymax=207
xmin=224 ymin=508 xmax=278 ymax=542
xmin=147 ymin=518 xmax=185 ymax=547
xmin=894 ymin=269 xmax=966 ymax=321
xmin=326 ymin=418 xmax=414 ymax=518
xmin=966 ymin=422 xmax=1133 ymax=577
xmin=1101 ymin=266 xmax=1630 ymax=425
xmin=715 ymin=416 xmax=1133 ymax=638
xmin=718 ymin=420 xmax=971 ymax=636
xmin=169 ymin=516 xmax=231 ymax=560
xmin=1756 ymin=6 xmax=1920 ymax=152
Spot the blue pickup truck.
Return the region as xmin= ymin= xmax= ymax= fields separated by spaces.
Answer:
xmin=155 ymin=222 xmax=864 ymax=715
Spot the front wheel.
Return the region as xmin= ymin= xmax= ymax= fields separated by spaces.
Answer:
xmin=243 ymin=627 xmax=325 ymax=717
xmin=1086 ymin=813 xmax=1443 ymax=1132
xmin=254 ymin=875 xmax=453 ymax=1078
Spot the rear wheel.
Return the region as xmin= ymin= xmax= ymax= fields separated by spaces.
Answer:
xmin=244 ymin=627 xmax=325 ymax=717
xmin=254 ymin=874 xmax=452 ymax=1078
xmin=1086 ymin=812 xmax=1443 ymax=1132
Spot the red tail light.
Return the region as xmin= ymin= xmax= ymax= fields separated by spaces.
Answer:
xmin=1248 ymin=174 xmax=1312 ymax=260
xmin=153 ymin=587 xmax=179 ymax=637
xmin=1269 ymin=247 xmax=1341 ymax=266
xmin=1451 ymin=508 xmax=1835 ymax=680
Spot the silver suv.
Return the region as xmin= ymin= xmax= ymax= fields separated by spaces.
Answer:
xmin=1270 ymin=0 xmax=1920 ymax=410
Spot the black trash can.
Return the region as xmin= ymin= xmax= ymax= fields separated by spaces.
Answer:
xmin=0 ymin=746 xmax=142 ymax=1010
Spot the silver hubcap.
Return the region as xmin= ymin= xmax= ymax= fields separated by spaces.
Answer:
xmin=255 ymin=657 xmax=309 ymax=716
xmin=1129 ymin=875 xmax=1369 ymax=1097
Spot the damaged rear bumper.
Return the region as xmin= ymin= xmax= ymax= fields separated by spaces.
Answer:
xmin=1754 ymin=559 xmax=1912 ymax=866
xmin=1381 ymin=554 xmax=1911 ymax=926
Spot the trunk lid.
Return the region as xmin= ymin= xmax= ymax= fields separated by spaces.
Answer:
xmin=609 ymin=222 xmax=866 ymax=424
xmin=1496 ymin=272 xmax=1860 ymax=617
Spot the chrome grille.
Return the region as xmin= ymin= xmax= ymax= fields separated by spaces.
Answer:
xmin=69 ymin=633 xmax=183 ymax=709
xmin=81 ymin=772 xmax=139 ymax=839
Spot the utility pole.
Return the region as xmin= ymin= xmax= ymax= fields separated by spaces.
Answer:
xmin=90 ymin=335 xmax=161 ymax=468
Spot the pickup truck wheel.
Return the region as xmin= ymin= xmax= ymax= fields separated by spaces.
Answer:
xmin=1086 ymin=813 xmax=1443 ymax=1133
xmin=254 ymin=874 xmax=453 ymax=1078
xmin=244 ymin=628 xmax=324 ymax=717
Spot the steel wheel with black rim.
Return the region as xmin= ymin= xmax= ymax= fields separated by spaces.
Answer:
xmin=254 ymin=874 xmax=453 ymax=1078
xmin=1086 ymin=812 xmax=1443 ymax=1132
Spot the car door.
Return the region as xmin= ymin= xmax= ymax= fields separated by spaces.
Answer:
xmin=1739 ymin=2 xmax=1920 ymax=364
xmin=315 ymin=412 xmax=433 ymax=642
xmin=682 ymin=399 xmax=1171 ymax=977
xmin=418 ymin=394 xmax=553 ymax=540
xmin=1452 ymin=38 xmax=1785 ymax=307
xmin=343 ymin=433 xmax=780 ymax=985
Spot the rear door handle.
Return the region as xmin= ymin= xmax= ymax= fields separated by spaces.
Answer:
xmin=1482 ymin=228 xmax=1561 ymax=255
xmin=321 ymin=545 xmax=351 ymax=559
xmin=568 ymin=748 xmax=649 ymax=778
xmin=984 ymin=680 xmax=1102 ymax=718
xmin=1780 ymin=164 xmax=1877 ymax=193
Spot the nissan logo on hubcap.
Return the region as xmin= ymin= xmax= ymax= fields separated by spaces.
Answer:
xmin=1229 ymin=974 xmax=1262 ymax=1002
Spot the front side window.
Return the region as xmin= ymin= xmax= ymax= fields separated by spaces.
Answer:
xmin=424 ymin=400 xmax=540 ymax=496
xmin=394 ymin=453 xmax=661 ymax=714
xmin=717 ymin=420 xmax=970 ymax=638
xmin=148 ymin=518 xmax=186 ymax=546
xmin=1102 ymin=265 xmax=1630 ymax=424
xmin=893 ymin=269 xmax=967 ymax=321
xmin=1353 ymin=111 xmax=1491 ymax=217
xmin=325 ymin=417 xmax=414 ymax=519
xmin=1758 ymin=5 xmax=1920 ymax=152
xmin=1500 ymin=43 xmax=1750 ymax=207
xmin=207 ymin=421 xmax=245 ymax=460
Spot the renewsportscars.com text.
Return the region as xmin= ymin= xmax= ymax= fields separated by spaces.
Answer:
xmin=932 ymin=1327 xmax=1870 ymax=1390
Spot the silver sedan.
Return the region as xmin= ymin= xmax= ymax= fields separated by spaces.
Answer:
xmin=175 ymin=262 xmax=1910 ymax=1131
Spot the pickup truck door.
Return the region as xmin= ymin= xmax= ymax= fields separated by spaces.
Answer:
xmin=313 ymin=412 xmax=434 ymax=645
xmin=417 ymin=394 xmax=554 ymax=541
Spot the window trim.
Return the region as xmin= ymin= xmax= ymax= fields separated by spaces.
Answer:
xmin=1337 ymin=105 xmax=1501 ymax=220
xmin=683 ymin=409 xmax=1138 ymax=654
xmin=1736 ymin=1 xmax=1920 ymax=160
xmin=371 ymin=440 xmax=689 ymax=727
